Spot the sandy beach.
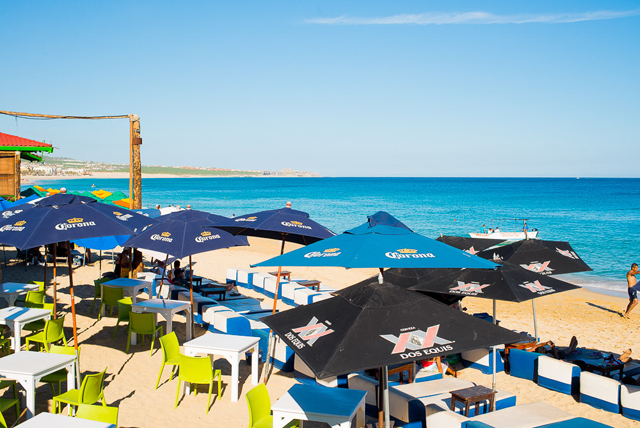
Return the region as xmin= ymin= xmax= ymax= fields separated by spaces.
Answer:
xmin=1 ymin=236 xmax=639 ymax=427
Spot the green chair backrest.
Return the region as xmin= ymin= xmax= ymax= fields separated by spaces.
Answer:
xmin=94 ymin=278 xmax=109 ymax=298
xmin=116 ymin=297 xmax=133 ymax=321
xmin=25 ymin=289 xmax=46 ymax=307
xmin=159 ymin=332 xmax=180 ymax=363
xmin=178 ymin=354 xmax=212 ymax=385
xmin=44 ymin=316 xmax=66 ymax=342
xmin=102 ymin=286 xmax=124 ymax=306
xmin=0 ymin=408 xmax=6 ymax=428
xmin=76 ymin=404 xmax=119 ymax=426
xmin=79 ymin=367 xmax=107 ymax=405
xmin=129 ymin=312 xmax=157 ymax=335
xmin=246 ymin=383 xmax=271 ymax=428
xmin=29 ymin=281 xmax=46 ymax=291
xmin=48 ymin=344 xmax=80 ymax=367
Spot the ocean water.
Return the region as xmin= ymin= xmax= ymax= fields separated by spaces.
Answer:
xmin=27 ymin=177 xmax=640 ymax=295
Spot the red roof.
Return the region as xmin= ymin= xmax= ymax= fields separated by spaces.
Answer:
xmin=0 ymin=132 xmax=52 ymax=149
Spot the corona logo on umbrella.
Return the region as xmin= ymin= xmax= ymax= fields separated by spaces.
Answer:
xmin=150 ymin=232 xmax=173 ymax=242
xmin=286 ymin=316 xmax=334 ymax=349
xmin=380 ymin=324 xmax=454 ymax=358
xmin=55 ymin=218 xmax=97 ymax=230
xmin=0 ymin=220 xmax=28 ymax=232
xmin=195 ymin=230 xmax=221 ymax=243
xmin=281 ymin=220 xmax=312 ymax=230
xmin=450 ymin=281 xmax=491 ymax=295
xmin=385 ymin=248 xmax=435 ymax=259
xmin=1 ymin=209 xmax=24 ymax=219
xmin=235 ymin=216 xmax=258 ymax=222
xmin=112 ymin=211 xmax=134 ymax=221
xmin=519 ymin=280 xmax=555 ymax=295
xmin=304 ymin=248 xmax=341 ymax=258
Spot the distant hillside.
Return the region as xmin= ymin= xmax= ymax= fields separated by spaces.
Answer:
xmin=21 ymin=156 xmax=320 ymax=177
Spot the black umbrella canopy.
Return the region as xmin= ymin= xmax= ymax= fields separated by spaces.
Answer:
xmin=406 ymin=262 xmax=581 ymax=303
xmin=478 ymin=239 xmax=592 ymax=275
xmin=261 ymin=279 xmax=523 ymax=379
xmin=436 ymin=235 xmax=505 ymax=255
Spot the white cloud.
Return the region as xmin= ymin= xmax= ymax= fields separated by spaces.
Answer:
xmin=305 ymin=10 xmax=640 ymax=25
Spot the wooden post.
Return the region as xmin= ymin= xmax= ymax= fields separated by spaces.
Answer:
xmin=13 ymin=152 xmax=20 ymax=201
xmin=130 ymin=115 xmax=142 ymax=209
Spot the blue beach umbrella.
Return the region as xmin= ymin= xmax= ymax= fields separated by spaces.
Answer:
xmin=123 ymin=209 xmax=248 ymax=312
xmin=0 ymin=194 xmax=158 ymax=355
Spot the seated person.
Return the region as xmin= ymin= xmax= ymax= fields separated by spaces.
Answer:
xmin=114 ymin=250 xmax=131 ymax=278
xmin=171 ymin=260 xmax=186 ymax=284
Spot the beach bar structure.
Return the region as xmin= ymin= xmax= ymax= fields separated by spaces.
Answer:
xmin=0 ymin=132 xmax=53 ymax=200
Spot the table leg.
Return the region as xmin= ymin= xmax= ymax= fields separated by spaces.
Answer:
xmin=450 ymin=397 xmax=457 ymax=411
xmin=231 ymin=354 xmax=240 ymax=402
xmin=475 ymin=401 xmax=480 ymax=416
xmin=355 ymin=400 xmax=365 ymax=428
xmin=490 ymin=393 xmax=495 ymax=412
xmin=8 ymin=295 xmax=16 ymax=307
xmin=25 ymin=377 xmax=35 ymax=418
xmin=272 ymin=412 xmax=291 ymax=428
xmin=252 ymin=344 xmax=259 ymax=386
xmin=464 ymin=401 xmax=470 ymax=417
xmin=13 ymin=323 xmax=22 ymax=352
xmin=186 ymin=310 xmax=193 ymax=341
xmin=165 ymin=312 xmax=173 ymax=334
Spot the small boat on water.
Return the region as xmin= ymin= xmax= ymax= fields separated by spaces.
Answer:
xmin=469 ymin=218 xmax=539 ymax=240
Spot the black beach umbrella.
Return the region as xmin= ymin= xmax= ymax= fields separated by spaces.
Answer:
xmin=478 ymin=239 xmax=592 ymax=275
xmin=436 ymin=235 xmax=505 ymax=255
xmin=0 ymin=194 xmax=157 ymax=356
xmin=262 ymin=279 xmax=522 ymax=422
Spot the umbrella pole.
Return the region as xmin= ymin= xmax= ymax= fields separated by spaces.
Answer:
xmin=65 ymin=242 xmax=81 ymax=387
xmin=492 ymin=299 xmax=497 ymax=392
xmin=158 ymin=255 xmax=169 ymax=298
xmin=189 ymin=256 xmax=194 ymax=317
xmin=532 ymin=299 xmax=539 ymax=341
xmin=265 ymin=235 xmax=288 ymax=384
xmin=52 ymin=243 xmax=58 ymax=319
xmin=99 ymin=250 xmax=102 ymax=277
xmin=43 ymin=246 xmax=47 ymax=287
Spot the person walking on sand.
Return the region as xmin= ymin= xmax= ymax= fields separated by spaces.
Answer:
xmin=624 ymin=263 xmax=639 ymax=318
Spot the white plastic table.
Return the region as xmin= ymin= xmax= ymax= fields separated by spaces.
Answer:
xmin=101 ymin=278 xmax=153 ymax=316
xmin=0 ymin=282 xmax=41 ymax=307
xmin=17 ymin=412 xmax=115 ymax=427
xmin=272 ymin=384 xmax=367 ymax=428
xmin=130 ymin=299 xmax=193 ymax=345
xmin=0 ymin=306 xmax=51 ymax=352
xmin=0 ymin=351 xmax=76 ymax=418
xmin=183 ymin=333 xmax=260 ymax=402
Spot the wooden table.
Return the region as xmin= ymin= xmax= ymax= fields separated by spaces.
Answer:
xmin=0 ymin=351 xmax=76 ymax=418
xmin=450 ymin=385 xmax=495 ymax=416
xmin=200 ymin=286 xmax=227 ymax=301
xmin=0 ymin=306 xmax=51 ymax=352
xmin=17 ymin=412 xmax=114 ymax=427
xmin=269 ymin=271 xmax=291 ymax=281
xmin=272 ymin=384 xmax=366 ymax=428
xmin=0 ymin=283 xmax=41 ymax=307
xmin=130 ymin=299 xmax=193 ymax=345
xmin=569 ymin=359 xmax=625 ymax=379
xmin=183 ymin=333 xmax=260 ymax=402
xmin=297 ymin=280 xmax=321 ymax=291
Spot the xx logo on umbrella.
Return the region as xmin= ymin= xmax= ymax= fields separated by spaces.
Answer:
xmin=465 ymin=246 xmax=478 ymax=255
xmin=450 ymin=281 xmax=490 ymax=295
xmin=281 ymin=220 xmax=312 ymax=230
xmin=519 ymin=280 xmax=555 ymax=295
xmin=380 ymin=325 xmax=454 ymax=359
xmin=304 ymin=248 xmax=342 ymax=258
xmin=520 ymin=261 xmax=553 ymax=275
xmin=385 ymin=248 xmax=435 ymax=259
xmin=556 ymin=248 xmax=579 ymax=259
xmin=286 ymin=316 xmax=334 ymax=349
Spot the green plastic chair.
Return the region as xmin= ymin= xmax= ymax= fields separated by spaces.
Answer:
xmin=52 ymin=367 xmax=107 ymax=415
xmin=175 ymin=354 xmax=221 ymax=414
xmin=246 ymin=383 xmax=273 ymax=428
xmin=23 ymin=290 xmax=54 ymax=333
xmin=41 ymin=345 xmax=80 ymax=396
xmin=25 ymin=316 xmax=67 ymax=351
xmin=92 ymin=278 xmax=111 ymax=313
xmin=0 ymin=380 xmax=20 ymax=422
xmin=76 ymin=404 xmax=119 ymax=427
xmin=156 ymin=332 xmax=180 ymax=389
xmin=0 ymin=329 xmax=11 ymax=355
xmin=16 ymin=281 xmax=45 ymax=306
xmin=126 ymin=312 xmax=163 ymax=355
xmin=112 ymin=297 xmax=132 ymax=339
xmin=98 ymin=286 xmax=124 ymax=320
xmin=0 ymin=410 xmax=6 ymax=428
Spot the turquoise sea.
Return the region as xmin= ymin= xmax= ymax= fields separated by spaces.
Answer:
xmin=27 ymin=177 xmax=640 ymax=296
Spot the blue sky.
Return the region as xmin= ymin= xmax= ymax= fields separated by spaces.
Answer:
xmin=1 ymin=1 xmax=638 ymax=177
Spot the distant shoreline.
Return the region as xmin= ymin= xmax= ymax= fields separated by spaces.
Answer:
xmin=21 ymin=172 xmax=315 ymax=183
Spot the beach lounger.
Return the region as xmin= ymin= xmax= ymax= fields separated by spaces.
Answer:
xmin=251 ymin=272 xmax=273 ymax=291
xmin=508 ymin=348 xmax=541 ymax=382
xmin=293 ymin=354 xmax=347 ymax=387
xmin=425 ymin=401 xmax=575 ymax=428
xmin=236 ymin=269 xmax=257 ymax=288
xmin=226 ymin=268 xmax=239 ymax=286
xmin=281 ymin=282 xmax=304 ymax=306
xmin=461 ymin=347 xmax=505 ymax=375
xmin=294 ymin=287 xmax=321 ymax=306
xmin=620 ymin=383 xmax=640 ymax=421
xmin=537 ymin=355 xmax=581 ymax=395
xmin=263 ymin=277 xmax=285 ymax=299
xmin=579 ymin=371 xmax=620 ymax=413
xmin=536 ymin=418 xmax=614 ymax=427
xmin=311 ymin=292 xmax=334 ymax=303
